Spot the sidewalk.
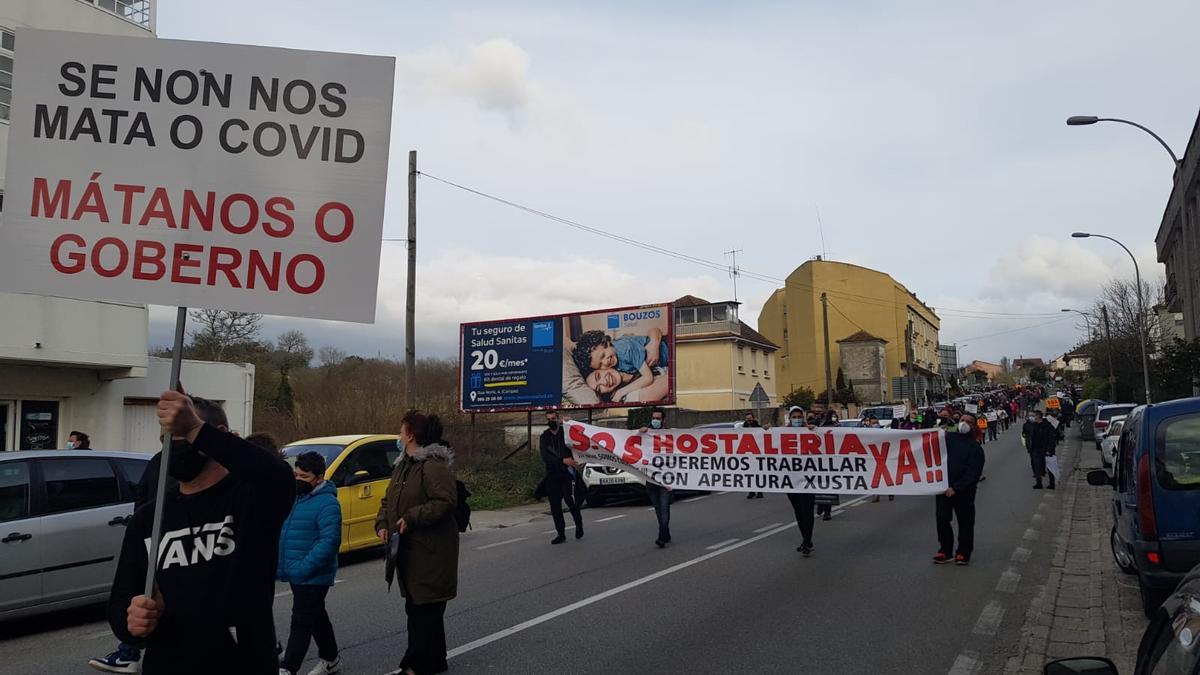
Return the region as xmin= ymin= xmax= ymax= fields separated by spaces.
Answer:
xmin=1004 ymin=433 xmax=1145 ymax=674
xmin=469 ymin=501 xmax=549 ymax=530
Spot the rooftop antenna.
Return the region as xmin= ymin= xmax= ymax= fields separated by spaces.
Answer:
xmin=725 ymin=248 xmax=743 ymax=302
xmin=814 ymin=204 xmax=828 ymax=260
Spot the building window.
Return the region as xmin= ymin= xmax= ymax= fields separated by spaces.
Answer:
xmin=697 ymin=306 xmax=713 ymax=323
xmin=0 ymin=28 xmax=13 ymax=123
xmin=676 ymin=308 xmax=695 ymax=325
xmin=85 ymin=0 xmax=153 ymax=30
xmin=737 ymin=345 xmax=745 ymax=372
xmin=712 ymin=304 xmax=728 ymax=321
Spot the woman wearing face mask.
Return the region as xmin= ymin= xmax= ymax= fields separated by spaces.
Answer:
xmin=376 ymin=412 xmax=459 ymax=675
xmin=639 ymin=408 xmax=673 ymax=547
xmin=277 ymin=452 xmax=343 ymax=675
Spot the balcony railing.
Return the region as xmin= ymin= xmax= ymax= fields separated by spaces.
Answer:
xmin=81 ymin=0 xmax=152 ymax=30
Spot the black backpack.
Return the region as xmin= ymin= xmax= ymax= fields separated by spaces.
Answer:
xmin=454 ymin=480 xmax=472 ymax=533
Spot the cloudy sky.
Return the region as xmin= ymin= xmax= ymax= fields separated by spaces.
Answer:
xmin=150 ymin=1 xmax=1198 ymax=366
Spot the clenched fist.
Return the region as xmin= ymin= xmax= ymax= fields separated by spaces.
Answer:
xmin=158 ymin=390 xmax=204 ymax=442
xmin=127 ymin=589 xmax=164 ymax=637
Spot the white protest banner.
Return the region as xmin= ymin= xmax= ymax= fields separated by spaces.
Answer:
xmin=564 ymin=421 xmax=949 ymax=495
xmin=985 ymin=411 xmax=998 ymax=422
xmin=0 ymin=29 xmax=394 ymax=323
xmin=965 ymin=403 xmax=979 ymax=414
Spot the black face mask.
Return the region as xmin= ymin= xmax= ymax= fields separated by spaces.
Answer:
xmin=167 ymin=439 xmax=208 ymax=482
xmin=547 ymin=421 xmax=559 ymax=430
xmin=295 ymin=479 xmax=315 ymax=496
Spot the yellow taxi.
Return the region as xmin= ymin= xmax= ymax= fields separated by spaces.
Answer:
xmin=282 ymin=434 xmax=399 ymax=553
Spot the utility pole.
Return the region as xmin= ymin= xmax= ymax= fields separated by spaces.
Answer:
xmin=725 ymin=249 xmax=743 ymax=303
xmin=406 ymin=150 xmax=417 ymax=409
xmin=821 ymin=293 xmax=834 ymax=412
xmin=1101 ymin=304 xmax=1116 ymax=402
xmin=905 ymin=319 xmax=916 ymax=406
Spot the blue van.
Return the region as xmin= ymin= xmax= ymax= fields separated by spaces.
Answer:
xmin=1088 ymin=397 xmax=1200 ymax=618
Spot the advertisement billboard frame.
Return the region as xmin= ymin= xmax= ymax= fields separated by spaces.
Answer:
xmin=458 ymin=302 xmax=676 ymax=414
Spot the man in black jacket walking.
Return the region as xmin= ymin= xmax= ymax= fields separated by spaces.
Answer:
xmin=541 ymin=411 xmax=584 ymax=545
xmin=108 ymin=391 xmax=294 ymax=675
xmin=743 ymin=412 xmax=764 ymax=499
xmin=934 ymin=413 xmax=986 ymax=566
xmin=1022 ymin=409 xmax=1058 ymax=490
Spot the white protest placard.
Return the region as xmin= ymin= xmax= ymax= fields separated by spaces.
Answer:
xmin=564 ymin=422 xmax=949 ymax=495
xmin=0 ymin=29 xmax=394 ymax=323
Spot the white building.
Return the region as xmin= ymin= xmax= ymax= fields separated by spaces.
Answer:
xmin=0 ymin=1 xmax=255 ymax=452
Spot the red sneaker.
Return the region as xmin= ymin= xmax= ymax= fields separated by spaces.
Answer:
xmin=932 ymin=552 xmax=951 ymax=564
xmin=954 ymin=554 xmax=969 ymax=566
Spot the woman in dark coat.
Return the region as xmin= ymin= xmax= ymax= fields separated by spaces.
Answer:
xmin=375 ymin=411 xmax=459 ymax=675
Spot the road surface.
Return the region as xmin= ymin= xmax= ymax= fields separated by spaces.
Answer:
xmin=1 ymin=422 xmax=1065 ymax=674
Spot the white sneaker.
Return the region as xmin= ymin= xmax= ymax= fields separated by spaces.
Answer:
xmin=306 ymin=657 xmax=341 ymax=675
xmin=280 ymin=669 xmax=291 ymax=675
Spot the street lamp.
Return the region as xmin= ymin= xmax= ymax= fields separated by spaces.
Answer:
xmin=1065 ymin=116 xmax=1181 ymax=166
xmin=1071 ymin=232 xmax=1152 ymax=403
xmin=1060 ymin=308 xmax=1094 ymax=342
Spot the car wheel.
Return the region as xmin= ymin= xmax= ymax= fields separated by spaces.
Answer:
xmin=585 ymin=491 xmax=607 ymax=508
xmin=1111 ymin=528 xmax=1136 ymax=575
xmin=1139 ymin=577 xmax=1170 ymax=619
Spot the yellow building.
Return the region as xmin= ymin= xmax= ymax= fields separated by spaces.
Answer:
xmin=757 ymin=260 xmax=941 ymax=404
xmin=672 ymin=296 xmax=779 ymax=411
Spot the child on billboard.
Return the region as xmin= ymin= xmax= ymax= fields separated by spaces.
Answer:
xmin=572 ymin=327 xmax=668 ymax=402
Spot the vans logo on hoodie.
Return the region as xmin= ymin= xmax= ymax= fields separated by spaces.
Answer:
xmin=145 ymin=516 xmax=237 ymax=570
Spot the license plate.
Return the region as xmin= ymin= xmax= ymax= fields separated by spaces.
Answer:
xmin=599 ymin=477 xmax=626 ymax=485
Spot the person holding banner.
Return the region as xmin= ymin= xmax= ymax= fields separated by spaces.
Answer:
xmin=783 ymin=407 xmax=819 ymax=556
xmin=640 ymin=408 xmax=674 ymax=547
xmin=540 ymin=411 xmax=584 ymax=544
xmin=934 ymin=413 xmax=986 ymax=566
xmin=743 ymin=412 xmax=765 ymax=499
xmin=107 ymin=391 xmax=295 ymax=675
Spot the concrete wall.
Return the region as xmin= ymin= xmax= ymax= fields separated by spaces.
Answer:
xmin=839 ymin=340 xmax=887 ymax=404
xmin=0 ymin=293 xmax=148 ymax=372
xmin=0 ymin=0 xmax=155 ymax=191
xmin=0 ymin=356 xmax=253 ymax=452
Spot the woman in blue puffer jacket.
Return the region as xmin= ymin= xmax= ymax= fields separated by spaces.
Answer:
xmin=278 ymin=451 xmax=343 ymax=675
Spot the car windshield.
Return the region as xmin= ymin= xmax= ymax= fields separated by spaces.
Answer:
xmin=1100 ymin=406 xmax=1135 ymax=421
xmin=1157 ymin=414 xmax=1200 ymax=490
xmin=865 ymin=408 xmax=895 ymax=419
xmin=282 ymin=444 xmax=345 ymax=469
xmin=1106 ymin=422 xmax=1123 ymax=438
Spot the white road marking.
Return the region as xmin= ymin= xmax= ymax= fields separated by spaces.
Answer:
xmin=1031 ymin=513 xmax=1046 ymax=524
xmin=541 ymin=525 xmax=576 ymax=534
xmin=972 ymin=601 xmax=1005 ymax=636
xmin=446 ymin=495 xmax=870 ymax=660
xmin=86 ymin=629 xmax=115 ymax=640
xmin=948 ymin=650 xmax=982 ymax=675
xmin=995 ymin=567 xmax=1022 ymax=594
xmin=1011 ymin=547 xmax=1032 ymax=563
xmin=686 ymin=495 xmax=711 ymax=503
xmin=596 ymin=514 xmax=628 ymax=523
xmin=706 ymin=538 xmax=741 ymax=550
xmin=754 ymin=522 xmax=783 ymax=533
xmin=717 ymin=491 xmax=732 ymax=495
xmin=1022 ymin=527 xmax=1039 ymax=542
xmin=476 ymin=537 xmax=528 ymax=551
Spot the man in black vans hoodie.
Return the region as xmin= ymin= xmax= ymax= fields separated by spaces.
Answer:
xmin=107 ymin=390 xmax=294 ymax=674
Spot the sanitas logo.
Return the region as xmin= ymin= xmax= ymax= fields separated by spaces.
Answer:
xmin=146 ymin=516 xmax=236 ymax=570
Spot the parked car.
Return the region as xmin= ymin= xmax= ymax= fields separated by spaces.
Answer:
xmin=1093 ymin=403 xmax=1137 ymax=450
xmin=580 ymin=463 xmax=645 ymax=507
xmin=0 ymin=450 xmax=148 ymax=622
xmin=838 ymin=418 xmax=863 ymax=428
xmin=1087 ymin=397 xmax=1200 ymax=617
xmin=282 ymin=434 xmax=400 ymax=553
xmin=1045 ymin=559 xmax=1200 ymax=674
xmin=1098 ymin=416 xmax=1125 ymax=468
xmin=1076 ymin=399 xmax=1108 ymax=441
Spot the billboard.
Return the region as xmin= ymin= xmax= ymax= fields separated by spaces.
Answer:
xmin=0 ymin=29 xmax=394 ymax=323
xmin=460 ymin=303 xmax=675 ymax=413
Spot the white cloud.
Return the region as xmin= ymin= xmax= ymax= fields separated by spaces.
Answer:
xmin=397 ymin=39 xmax=542 ymax=122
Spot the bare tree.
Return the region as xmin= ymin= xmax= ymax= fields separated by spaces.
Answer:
xmin=999 ymin=356 xmax=1011 ymax=372
xmin=317 ymin=345 xmax=347 ymax=367
xmin=188 ymin=309 xmax=262 ymax=361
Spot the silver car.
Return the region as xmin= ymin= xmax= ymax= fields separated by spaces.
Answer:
xmin=0 ymin=450 xmax=148 ymax=621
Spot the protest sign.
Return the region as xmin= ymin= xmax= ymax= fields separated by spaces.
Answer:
xmin=564 ymin=421 xmax=948 ymax=495
xmin=0 ymin=29 xmax=394 ymax=322
xmin=461 ymin=303 xmax=674 ymax=412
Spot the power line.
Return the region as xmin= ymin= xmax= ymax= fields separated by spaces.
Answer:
xmin=415 ymin=172 xmax=1070 ymax=319
xmin=953 ymin=316 xmax=1074 ymax=344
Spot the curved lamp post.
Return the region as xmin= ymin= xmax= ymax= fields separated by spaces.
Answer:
xmin=1066 ymin=116 xmax=1181 ymax=167
xmin=1071 ymin=232 xmax=1152 ymax=403
xmin=1060 ymin=308 xmax=1094 ymax=341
